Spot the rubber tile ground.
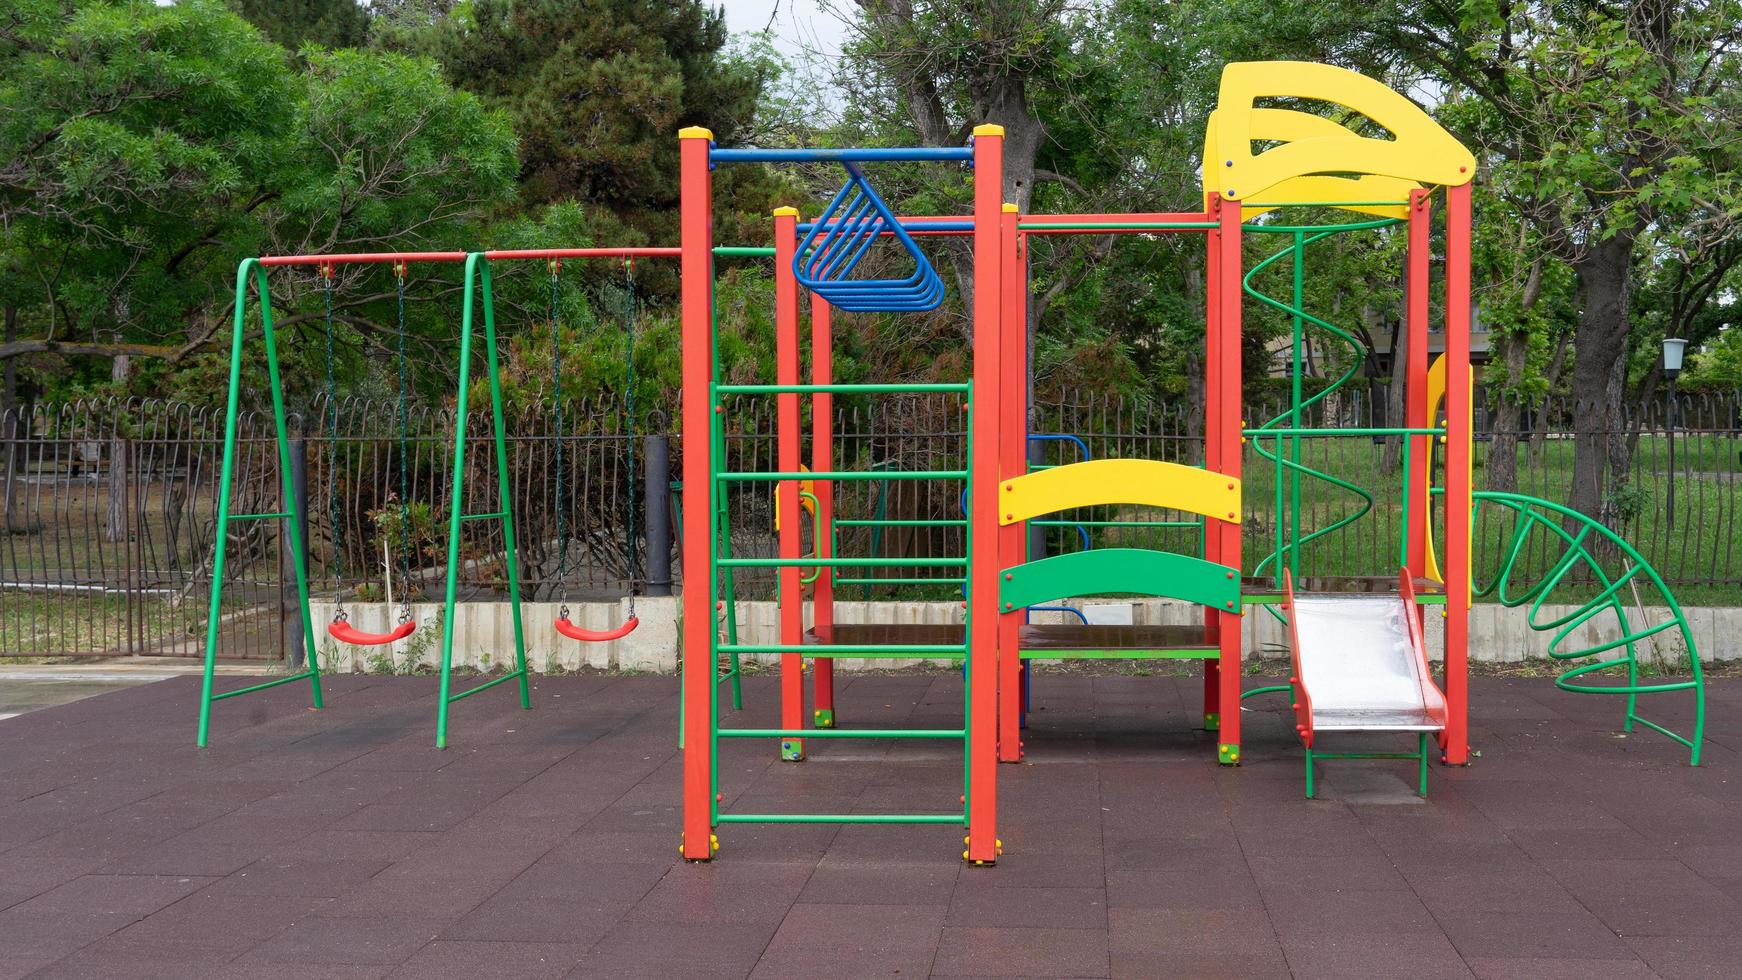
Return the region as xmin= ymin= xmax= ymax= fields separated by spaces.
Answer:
xmin=0 ymin=671 xmax=1733 ymax=978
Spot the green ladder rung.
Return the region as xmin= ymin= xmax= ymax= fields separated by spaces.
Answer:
xmin=719 ymin=644 xmax=965 ymax=656
xmin=445 ymin=669 xmax=526 ymax=703
xmin=225 ymin=511 xmax=291 ymax=521
xmin=715 ymin=813 xmax=966 ymax=825
xmin=208 ymin=670 xmax=316 ymax=701
xmin=719 ymin=728 xmax=964 ymax=739
xmin=833 ymin=577 xmax=966 ymax=586
xmin=460 ymin=511 xmax=507 ymax=521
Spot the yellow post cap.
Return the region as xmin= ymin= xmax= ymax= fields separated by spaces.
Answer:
xmin=973 ymin=124 xmax=1005 ymax=137
xmin=678 ymin=126 xmax=714 ymax=140
xmin=772 ymin=206 xmax=799 ymax=217
xmin=1002 ymin=203 xmax=1019 ymax=213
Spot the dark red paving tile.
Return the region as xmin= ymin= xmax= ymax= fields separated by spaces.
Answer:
xmin=796 ymin=860 xmax=958 ymax=905
xmin=931 ymin=926 xmax=1110 ymax=977
xmin=1465 ymin=957 xmax=1657 ymax=980
xmin=1108 ymin=908 xmax=1280 ymax=965
xmin=1627 ymin=933 xmax=1742 ymax=980
xmin=384 ymin=940 xmax=587 ymax=979
xmin=234 ymin=914 xmax=443 ymax=966
xmin=1435 ymin=910 xmax=1635 ymax=960
xmin=947 ymin=885 xmax=1107 ymax=929
xmin=1104 ymin=867 xmax=1263 ymax=910
xmin=563 ymin=919 xmax=777 ymax=979
xmin=768 ymin=902 xmax=945 ymax=950
xmin=625 ymin=863 xmax=815 ymax=926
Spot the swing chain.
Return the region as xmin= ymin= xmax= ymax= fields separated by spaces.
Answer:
xmin=623 ymin=259 xmax=638 ymax=617
xmin=392 ymin=262 xmax=414 ymax=624
xmin=550 ymin=259 xmax=569 ymax=618
xmin=321 ymin=264 xmax=347 ymax=622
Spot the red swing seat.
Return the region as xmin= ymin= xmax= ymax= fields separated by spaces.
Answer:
xmin=327 ymin=619 xmax=417 ymax=646
xmin=554 ymin=614 xmax=639 ymax=642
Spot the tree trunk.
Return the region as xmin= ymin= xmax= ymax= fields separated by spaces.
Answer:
xmin=1566 ymin=235 xmax=1636 ymax=530
xmin=1483 ymin=328 xmax=1529 ymax=493
xmin=1378 ymin=308 xmax=1407 ymax=475
xmin=1527 ymin=330 xmax=1572 ymax=463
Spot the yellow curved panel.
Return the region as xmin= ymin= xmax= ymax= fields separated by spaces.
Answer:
xmin=1421 ymin=354 xmax=1472 ymax=584
xmin=1204 ymin=109 xmax=1418 ymax=219
xmin=1207 ymin=61 xmax=1475 ymax=203
xmin=998 ymin=459 xmax=1241 ymax=526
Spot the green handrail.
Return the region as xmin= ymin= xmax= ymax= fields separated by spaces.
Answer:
xmin=1454 ymin=489 xmax=1705 ymax=764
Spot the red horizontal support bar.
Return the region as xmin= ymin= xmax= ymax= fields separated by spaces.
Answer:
xmin=483 ymin=247 xmax=681 ymax=260
xmin=1024 ymin=212 xmax=1214 ymax=225
xmin=257 ymin=251 xmax=468 ymax=266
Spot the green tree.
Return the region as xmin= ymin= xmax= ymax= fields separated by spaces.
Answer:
xmin=231 ymin=0 xmax=370 ymax=50
xmin=384 ymin=0 xmax=777 ymax=245
xmin=1212 ymin=0 xmax=1742 ymax=526
xmin=0 ymin=0 xmax=517 ymax=405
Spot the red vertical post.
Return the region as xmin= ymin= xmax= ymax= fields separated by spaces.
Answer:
xmin=774 ymin=207 xmax=805 ymax=761
xmin=678 ymin=126 xmax=716 ymax=860
xmin=1443 ymin=181 xmax=1473 ymax=765
xmin=1215 ymin=194 xmax=1243 ymax=766
xmin=809 ymin=294 xmax=836 ymax=727
xmin=967 ymin=125 xmax=1003 ymax=864
xmin=997 ymin=203 xmax=1024 ymax=763
xmin=1201 ymin=209 xmax=1222 ymax=731
xmin=1404 ymin=189 xmax=1432 ymax=576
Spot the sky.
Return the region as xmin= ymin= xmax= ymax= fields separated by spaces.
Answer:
xmin=714 ymin=0 xmax=851 ymax=62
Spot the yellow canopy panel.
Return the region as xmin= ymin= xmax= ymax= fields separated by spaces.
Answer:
xmin=998 ymin=458 xmax=1241 ymax=526
xmin=1203 ymin=61 xmax=1475 ymax=207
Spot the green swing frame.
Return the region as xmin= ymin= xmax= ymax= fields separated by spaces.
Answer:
xmin=197 ymin=253 xmax=530 ymax=749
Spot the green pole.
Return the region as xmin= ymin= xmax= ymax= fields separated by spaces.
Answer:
xmin=199 ymin=261 xmax=323 ymax=747
xmin=1289 ymin=230 xmax=1304 ymax=578
xmin=436 ymin=256 xmax=481 ymax=748
xmin=478 ymin=257 xmax=532 ymax=712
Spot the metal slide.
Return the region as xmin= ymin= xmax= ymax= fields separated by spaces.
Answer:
xmin=1285 ymin=570 xmax=1446 ymax=796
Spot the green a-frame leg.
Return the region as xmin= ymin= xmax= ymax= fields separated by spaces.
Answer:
xmin=434 ymin=254 xmax=531 ymax=748
xmin=197 ymin=259 xmax=325 ymax=747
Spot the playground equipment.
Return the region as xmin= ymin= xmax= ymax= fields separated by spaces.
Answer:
xmin=1285 ymin=569 xmax=1447 ymax=797
xmin=550 ymin=258 xmax=642 ymax=643
xmin=197 ymin=247 xmax=678 ymax=748
xmin=319 ymin=261 xmax=419 ymax=648
xmin=678 ymin=134 xmax=1007 ymax=863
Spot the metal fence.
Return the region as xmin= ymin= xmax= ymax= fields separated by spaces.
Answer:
xmin=3 ymin=387 xmax=1738 ymax=659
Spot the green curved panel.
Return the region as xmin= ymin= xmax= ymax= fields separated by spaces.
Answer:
xmin=1000 ymin=548 xmax=1241 ymax=613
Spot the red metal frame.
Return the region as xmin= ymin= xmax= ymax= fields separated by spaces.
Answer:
xmin=1443 ymin=182 xmax=1473 ymax=765
xmin=996 ymin=204 xmax=1025 ymax=763
xmin=257 ymin=247 xmax=680 ymax=267
xmin=1282 ymin=571 xmax=1312 ymax=748
xmin=810 ymin=294 xmax=836 ymax=722
xmin=774 ymin=209 xmax=806 ymax=759
xmin=1202 ymin=206 xmax=1224 ymax=730
xmin=1214 ymin=195 xmax=1243 ymax=764
xmin=966 ymin=129 xmax=1003 ymax=864
xmin=679 ymin=130 xmax=716 ymax=861
xmin=1404 ymin=190 xmax=1432 ymax=575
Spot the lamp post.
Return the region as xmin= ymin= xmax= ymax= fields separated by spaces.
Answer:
xmin=1663 ymin=337 xmax=1686 ymax=531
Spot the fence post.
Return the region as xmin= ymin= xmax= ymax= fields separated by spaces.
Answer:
xmin=644 ymin=433 xmax=672 ymax=596
xmin=283 ymin=420 xmax=309 ymax=667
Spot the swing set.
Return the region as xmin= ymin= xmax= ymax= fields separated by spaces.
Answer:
xmin=197 ymin=246 xmax=675 ymax=748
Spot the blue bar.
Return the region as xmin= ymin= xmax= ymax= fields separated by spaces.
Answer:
xmin=711 ymin=146 xmax=974 ymax=163
xmin=798 ymin=221 xmax=975 ymax=233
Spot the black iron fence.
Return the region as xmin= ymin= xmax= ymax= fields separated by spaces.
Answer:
xmin=2 ymin=387 xmax=1738 ymax=659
